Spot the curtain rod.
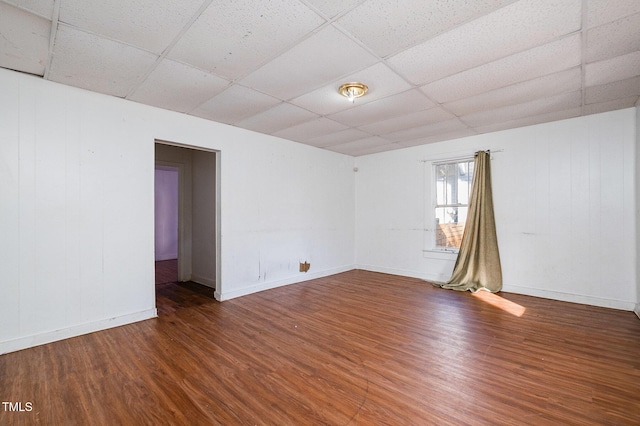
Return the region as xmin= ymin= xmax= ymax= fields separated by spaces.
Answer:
xmin=420 ymin=149 xmax=503 ymax=163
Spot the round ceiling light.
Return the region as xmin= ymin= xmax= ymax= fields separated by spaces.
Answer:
xmin=338 ymin=82 xmax=368 ymax=103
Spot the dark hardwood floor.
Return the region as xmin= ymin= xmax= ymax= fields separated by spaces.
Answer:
xmin=1 ymin=270 xmax=639 ymax=425
xmin=155 ymin=259 xmax=179 ymax=285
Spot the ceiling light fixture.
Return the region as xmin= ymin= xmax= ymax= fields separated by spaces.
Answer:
xmin=339 ymin=82 xmax=368 ymax=103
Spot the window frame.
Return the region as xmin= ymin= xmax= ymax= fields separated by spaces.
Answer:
xmin=423 ymin=155 xmax=475 ymax=256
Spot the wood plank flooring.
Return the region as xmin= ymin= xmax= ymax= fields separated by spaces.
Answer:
xmin=1 ymin=270 xmax=639 ymax=425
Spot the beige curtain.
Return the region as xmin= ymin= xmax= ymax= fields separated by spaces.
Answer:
xmin=437 ymin=150 xmax=502 ymax=293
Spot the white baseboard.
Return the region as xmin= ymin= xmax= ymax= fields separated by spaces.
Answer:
xmin=355 ymin=264 xmax=449 ymax=283
xmin=356 ymin=265 xmax=636 ymax=312
xmin=216 ymin=265 xmax=355 ymax=301
xmin=0 ymin=308 xmax=157 ymax=355
xmin=501 ymin=284 xmax=636 ymax=311
xmin=191 ymin=274 xmax=215 ymax=289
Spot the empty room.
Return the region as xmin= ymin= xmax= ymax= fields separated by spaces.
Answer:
xmin=1 ymin=0 xmax=639 ymax=424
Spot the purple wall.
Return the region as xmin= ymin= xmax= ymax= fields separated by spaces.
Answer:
xmin=155 ymin=167 xmax=179 ymax=260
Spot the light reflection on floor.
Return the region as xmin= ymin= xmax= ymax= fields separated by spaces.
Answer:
xmin=472 ymin=290 xmax=526 ymax=317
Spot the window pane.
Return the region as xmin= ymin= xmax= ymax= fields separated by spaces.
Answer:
xmin=435 ymin=206 xmax=468 ymax=248
xmin=436 ymin=162 xmax=474 ymax=206
xmin=457 ymin=161 xmax=471 ymax=205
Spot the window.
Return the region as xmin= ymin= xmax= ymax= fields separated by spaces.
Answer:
xmin=433 ymin=159 xmax=474 ymax=251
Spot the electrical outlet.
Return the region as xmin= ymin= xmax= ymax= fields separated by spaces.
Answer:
xmin=299 ymin=261 xmax=310 ymax=273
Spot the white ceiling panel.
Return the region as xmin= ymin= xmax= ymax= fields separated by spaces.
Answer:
xmin=2 ymin=0 xmax=639 ymax=156
xmin=2 ymin=0 xmax=54 ymax=19
xmin=336 ymin=0 xmax=516 ymax=57
xmin=304 ymin=128 xmax=372 ymax=148
xmin=461 ymin=90 xmax=582 ymax=127
xmin=303 ymin=0 xmax=363 ymax=19
xmin=585 ymin=76 xmax=640 ymax=105
xmin=587 ymin=0 xmax=640 ymax=28
xmin=445 ymin=67 xmax=582 ymax=116
xmin=235 ymin=102 xmax=318 ymax=134
xmin=474 ymin=107 xmax=582 ymax=134
xmin=585 ymin=51 xmax=640 ymax=87
xmin=0 ymin=3 xmax=50 ymax=76
xmin=585 ymin=12 xmax=640 ymax=63
xmin=422 ymin=34 xmax=581 ymax=103
xmin=338 ymin=141 xmax=404 ymax=157
xmin=397 ymin=128 xmax=477 ymax=148
xmin=329 ymin=89 xmax=435 ymax=127
xmin=324 ymin=135 xmax=392 ymax=155
xmin=168 ymin=0 xmax=325 ymax=80
xmin=240 ymin=25 xmax=378 ymax=100
xmin=59 ymin=0 xmax=204 ymax=54
xmin=273 ymin=117 xmax=349 ymax=142
xmin=382 ymin=118 xmax=469 ymax=143
xmin=359 ymin=106 xmax=456 ymax=136
xmin=389 ymin=0 xmax=581 ymax=85
xmin=129 ymin=59 xmax=229 ymax=114
xmin=583 ymin=96 xmax=639 ymax=116
xmin=48 ymin=25 xmax=158 ymax=97
xmin=290 ymin=62 xmax=412 ymax=115
xmin=191 ymin=84 xmax=281 ymax=124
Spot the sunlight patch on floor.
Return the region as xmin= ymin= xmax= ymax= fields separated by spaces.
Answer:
xmin=472 ymin=290 xmax=526 ymax=317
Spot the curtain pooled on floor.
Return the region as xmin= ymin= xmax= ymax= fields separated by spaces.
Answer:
xmin=437 ymin=150 xmax=502 ymax=293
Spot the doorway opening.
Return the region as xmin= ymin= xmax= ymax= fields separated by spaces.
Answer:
xmin=154 ymin=141 xmax=220 ymax=314
xmin=155 ymin=165 xmax=179 ymax=285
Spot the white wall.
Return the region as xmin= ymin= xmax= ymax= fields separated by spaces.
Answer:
xmin=355 ymin=108 xmax=637 ymax=311
xmin=0 ymin=68 xmax=355 ymax=353
xmin=191 ymin=149 xmax=216 ymax=288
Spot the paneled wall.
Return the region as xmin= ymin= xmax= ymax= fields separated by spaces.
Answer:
xmin=0 ymin=68 xmax=355 ymax=353
xmin=355 ymin=108 xmax=637 ymax=310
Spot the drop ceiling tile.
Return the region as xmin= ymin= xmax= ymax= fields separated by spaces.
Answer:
xmin=474 ymin=107 xmax=581 ymax=134
xmin=359 ymin=107 xmax=456 ymax=136
xmin=587 ymin=0 xmax=640 ymax=28
xmin=59 ymin=0 xmax=204 ymax=54
xmin=383 ymin=118 xmax=469 ymax=143
xmin=129 ymin=59 xmax=229 ymax=113
xmin=48 ymin=25 xmax=158 ymax=97
xmin=234 ymin=103 xmax=318 ymax=134
xmin=582 ymin=96 xmax=639 ymax=116
xmin=168 ymin=0 xmax=325 ymax=79
xmin=422 ymin=34 xmax=581 ymax=103
xmin=191 ymin=84 xmax=281 ymax=124
xmin=273 ymin=117 xmax=348 ymax=142
xmin=336 ymin=0 xmax=515 ymax=57
xmin=304 ymin=128 xmax=372 ymax=148
xmin=3 ymin=0 xmax=54 ymax=18
xmin=240 ymin=25 xmax=378 ymax=100
xmin=326 ymin=135 xmax=396 ymax=154
xmin=585 ymin=51 xmax=640 ymax=87
xmin=586 ymin=12 xmax=640 ymax=63
xmin=290 ymin=62 xmax=412 ymax=115
xmin=585 ymin=76 xmax=640 ymax=105
xmin=329 ymin=89 xmax=435 ymax=127
xmin=397 ymin=128 xmax=477 ymax=148
xmin=303 ymin=0 xmax=362 ymax=18
xmin=344 ymin=142 xmax=404 ymax=157
xmin=445 ymin=67 xmax=582 ymax=116
xmin=0 ymin=3 xmax=50 ymax=76
xmin=462 ymin=91 xmax=582 ymax=127
xmin=388 ymin=0 xmax=581 ymax=85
